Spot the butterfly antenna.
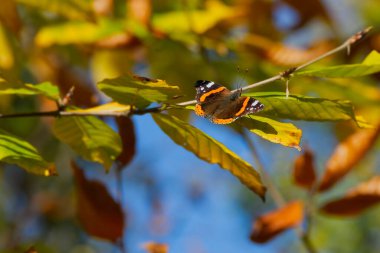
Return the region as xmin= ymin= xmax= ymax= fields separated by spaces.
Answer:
xmin=236 ymin=66 xmax=250 ymax=95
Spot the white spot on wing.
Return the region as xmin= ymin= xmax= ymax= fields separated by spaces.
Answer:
xmin=252 ymin=100 xmax=259 ymax=106
xmin=206 ymin=81 xmax=215 ymax=88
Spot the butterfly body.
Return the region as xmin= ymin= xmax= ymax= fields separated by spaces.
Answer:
xmin=194 ymin=80 xmax=264 ymax=124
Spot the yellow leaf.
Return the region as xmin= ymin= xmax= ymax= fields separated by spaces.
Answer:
xmin=68 ymin=102 xmax=131 ymax=115
xmin=53 ymin=116 xmax=122 ymax=170
xmin=0 ymin=23 xmax=14 ymax=69
xmin=239 ymin=116 xmax=302 ymax=150
xmin=152 ymin=0 xmax=236 ymax=34
xmin=35 ymin=18 xmax=125 ymax=47
xmin=152 ymin=113 xmax=266 ymax=199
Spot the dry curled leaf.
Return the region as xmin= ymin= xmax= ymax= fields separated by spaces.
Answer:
xmin=142 ymin=242 xmax=168 ymax=253
xmin=321 ymin=176 xmax=380 ymax=216
xmin=250 ymin=201 xmax=304 ymax=243
xmin=318 ymin=126 xmax=380 ymax=192
xmin=72 ymin=162 xmax=125 ymax=242
xmin=293 ymin=149 xmax=316 ymax=189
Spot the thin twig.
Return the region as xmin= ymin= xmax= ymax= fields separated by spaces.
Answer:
xmin=177 ymin=26 xmax=372 ymax=106
xmin=0 ymin=106 xmax=162 ymax=119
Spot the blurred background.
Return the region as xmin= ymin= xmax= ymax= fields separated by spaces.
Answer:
xmin=0 ymin=0 xmax=380 ymax=252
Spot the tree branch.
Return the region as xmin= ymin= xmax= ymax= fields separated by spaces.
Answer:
xmin=0 ymin=27 xmax=371 ymax=119
xmin=177 ymin=26 xmax=372 ymax=106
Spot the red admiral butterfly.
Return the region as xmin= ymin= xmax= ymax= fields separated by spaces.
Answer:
xmin=194 ymin=80 xmax=264 ymax=124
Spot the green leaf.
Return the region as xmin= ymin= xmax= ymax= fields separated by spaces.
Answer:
xmin=295 ymin=50 xmax=380 ymax=78
xmin=362 ymin=50 xmax=380 ymax=64
xmin=239 ymin=116 xmax=302 ymax=150
xmin=0 ymin=129 xmax=56 ymax=176
xmin=52 ymin=115 xmax=122 ymax=170
xmin=0 ymin=82 xmax=60 ymax=100
xmin=26 ymin=82 xmax=60 ymax=100
xmin=152 ymin=113 xmax=266 ymax=199
xmin=243 ymin=92 xmax=358 ymax=122
xmin=98 ymin=74 xmax=181 ymax=109
xmin=35 ymin=18 xmax=125 ymax=47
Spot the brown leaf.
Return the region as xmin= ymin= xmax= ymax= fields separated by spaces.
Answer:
xmin=142 ymin=242 xmax=168 ymax=253
xmin=116 ymin=117 xmax=136 ymax=168
xmin=318 ymin=126 xmax=380 ymax=192
xmin=293 ymin=149 xmax=316 ymax=189
xmin=72 ymin=161 xmax=125 ymax=242
xmin=55 ymin=65 xmax=99 ymax=107
xmin=0 ymin=0 xmax=22 ymax=36
xmin=250 ymin=201 xmax=304 ymax=243
xmin=321 ymin=176 xmax=380 ymax=216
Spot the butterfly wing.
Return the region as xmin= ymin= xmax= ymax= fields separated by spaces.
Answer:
xmin=194 ymin=80 xmax=264 ymax=124
xmin=195 ymin=80 xmax=231 ymax=118
xmin=210 ymin=96 xmax=264 ymax=124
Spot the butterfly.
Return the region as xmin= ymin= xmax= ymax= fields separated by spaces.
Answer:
xmin=194 ymin=80 xmax=264 ymax=124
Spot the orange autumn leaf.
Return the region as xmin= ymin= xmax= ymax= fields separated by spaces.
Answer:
xmin=318 ymin=126 xmax=380 ymax=192
xmin=293 ymin=149 xmax=316 ymax=189
xmin=321 ymin=176 xmax=380 ymax=216
xmin=250 ymin=201 xmax=304 ymax=243
xmin=72 ymin=162 xmax=125 ymax=242
xmin=142 ymin=242 xmax=169 ymax=253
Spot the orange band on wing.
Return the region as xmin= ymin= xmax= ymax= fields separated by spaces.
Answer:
xmin=195 ymin=104 xmax=205 ymax=117
xmin=211 ymin=117 xmax=235 ymax=124
xmin=235 ymin=97 xmax=250 ymax=116
xmin=199 ymin=87 xmax=226 ymax=102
